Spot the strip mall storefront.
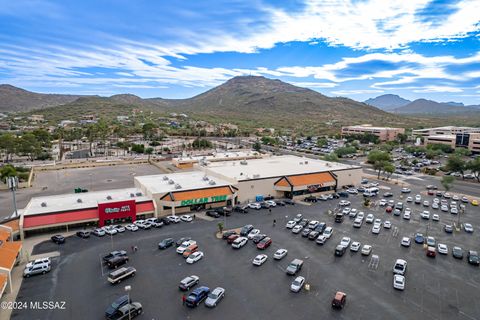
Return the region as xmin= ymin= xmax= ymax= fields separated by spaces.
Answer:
xmin=21 ymin=200 xmax=155 ymax=236
xmin=158 ymin=186 xmax=238 ymax=215
xmin=274 ymin=172 xmax=337 ymax=199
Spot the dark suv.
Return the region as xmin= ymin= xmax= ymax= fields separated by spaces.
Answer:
xmin=467 ymin=250 xmax=480 ymax=266
xmin=185 ymin=287 xmax=210 ymax=308
xmin=158 ymin=238 xmax=174 ymax=249
xmin=240 ymin=225 xmax=254 ymax=236
xmin=233 ymin=205 xmax=249 ymax=213
xmin=107 ymin=256 xmax=129 ymax=269
xmin=105 ymin=295 xmax=131 ymax=319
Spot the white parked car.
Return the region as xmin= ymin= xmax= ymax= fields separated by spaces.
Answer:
xmin=339 ymin=200 xmax=351 ymax=206
xmin=323 ymin=227 xmax=333 ymax=238
xmin=357 ymin=212 xmax=364 ymax=220
xmin=232 ymin=237 xmax=248 ymax=249
xmin=349 ymin=208 xmax=358 ymax=218
xmin=292 ymin=225 xmax=303 ymax=234
xmin=247 ymin=229 xmax=261 ymax=239
xmin=347 ymin=188 xmax=358 ymax=194
xmin=316 ymin=235 xmax=327 ymax=245
xmin=393 ymin=259 xmax=407 ymax=275
xmin=361 ymin=245 xmax=372 ymax=256
xmin=93 ymin=228 xmax=106 ymax=236
xmin=432 ymin=202 xmax=439 ymax=209
xmin=401 ymin=188 xmax=411 ymax=193
xmin=125 ymin=224 xmax=138 ymax=232
xmin=342 ymin=207 xmax=351 ymax=215
xmin=437 ymin=244 xmax=448 ymax=255
xmin=273 ymin=249 xmax=288 ymax=260
xmin=379 ymin=199 xmax=387 ymax=206
xmin=393 ymin=275 xmax=405 ymax=290
xmin=415 ymin=195 xmax=422 ymax=203
xmin=383 ymin=221 xmax=391 ymax=229
xmin=286 ymin=221 xmax=296 ymax=229
xmin=181 ymin=215 xmax=193 ymax=222
xmin=406 ymin=197 xmax=413 ymax=202
xmin=167 ymin=215 xmax=181 ymax=223
xmin=340 ymin=237 xmax=351 ymax=247
xmin=252 ymin=254 xmax=268 ymax=266
xmin=371 ymin=224 xmax=381 ymax=234
xmin=423 ymin=200 xmax=430 ymax=207
xmin=308 ymin=220 xmax=319 ymax=229
xmin=464 ymin=223 xmax=474 ymax=233
xmin=290 ymin=276 xmax=305 ymax=292
xmin=366 ymin=214 xmax=374 ymax=224
xmin=248 ymin=202 xmax=261 ymax=210
xmin=103 ymin=226 xmax=118 ymax=235
xmin=26 ymin=258 xmax=51 ymax=269
xmin=113 ymin=225 xmax=125 ymax=233
xmin=350 ymin=242 xmax=361 ymax=252
xmin=450 ymin=207 xmax=458 ymax=214
xmin=176 ymin=240 xmax=197 ymax=254
xmin=432 ymin=214 xmax=439 ymax=221
xmin=441 ymin=205 xmax=449 ymax=212
xmin=400 ymin=237 xmax=410 ymax=247
xmin=266 ymin=200 xmax=276 ymax=207
xmin=186 ymin=251 xmax=204 ymax=264
xmin=403 ymin=210 xmax=411 ymax=220
xmin=420 ymin=211 xmax=430 ymax=219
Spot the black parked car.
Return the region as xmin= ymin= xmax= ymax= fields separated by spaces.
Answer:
xmin=275 ymin=200 xmax=286 ymax=206
xmin=176 ymin=237 xmax=192 ymax=247
xmin=252 ymin=234 xmax=267 ymax=244
xmin=51 ymin=235 xmax=65 ymax=244
xmin=308 ymin=231 xmax=320 ymax=240
xmin=160 ymin=217 xmax=171 ymax=225
xmin=298 ymin=219 xmax=310 ymax=227
xmin=233 ymin=205 xmax=249 ymax=213
xmin=240 ymin=225 xmax=254 ymax=236
xmin=263 ymin=195 xmax=275 ymax=201
xmin=283 ymin=199 xmax=295 ymax=205
xmin=215 ymin=207 xmax=232 ymax=216
xmin=76 ymin=230 xmax=90 ymax=238
xmin=315 ymin=222 xmax=327 ymax=233
xmin=338 ymin=192 xmax=349 ymax=198
xmin=301 ymin=228 xmax=311 ymax=237
xmin=158 ymin=238 xmax=174 ymax=249
xmin=304 ymin=196 xmax=317 ymax=203
xmin=331 ymin=193 xmax=340 ymax=199
xmin=105 ymin=295 xmax=131 ymax=320
xmin=467 ymin=250 xmax=480 ymax=266
xmin=222 ymin=230 xmax=238 ymax=239
xmin=206 ymin=210 xmax=220 ymax=218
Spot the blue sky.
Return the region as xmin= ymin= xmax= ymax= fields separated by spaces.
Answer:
xmin=0 ymin=0 xmax=479 ymax=104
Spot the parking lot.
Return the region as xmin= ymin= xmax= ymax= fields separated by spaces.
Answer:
xmin=11 ymin=180 xmax=480 ymax=320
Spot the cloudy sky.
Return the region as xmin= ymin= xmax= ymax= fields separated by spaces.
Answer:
xmin=1 ymin=0 xmax=479 ymax=104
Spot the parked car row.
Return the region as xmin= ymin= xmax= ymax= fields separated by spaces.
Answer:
xmin=179 ymin=275 xmax=225 ymax=308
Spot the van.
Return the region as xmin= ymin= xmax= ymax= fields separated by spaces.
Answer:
xmin=286 ymin=259 xmax=304 ymax=275
xmin=108 ymin=266 xmax=136 ymax=284
xmin=183 ymin=244 xmax=199 ymax=258
xmin=334 ymin=213 xmax=344 ymax=223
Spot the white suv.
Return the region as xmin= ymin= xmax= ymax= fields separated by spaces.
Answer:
xmin=26 ymin=258 xmax=51 ymax=269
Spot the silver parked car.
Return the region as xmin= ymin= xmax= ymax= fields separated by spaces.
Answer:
xmin=205 ymin=287 xmax=225 ymax=307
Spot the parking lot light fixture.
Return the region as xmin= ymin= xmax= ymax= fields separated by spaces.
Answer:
xmin=125 ymin=285 xmax=132 ymax=320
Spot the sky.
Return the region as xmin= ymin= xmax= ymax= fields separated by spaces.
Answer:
xmin=0 ymin=0 xmax=480 ymax=104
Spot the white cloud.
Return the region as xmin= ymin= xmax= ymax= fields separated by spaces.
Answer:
xmin=289 ymin=81 xmax=338 ymax=88
xmin=331 ymin=89 xmax=384 ymax=95
xmin=413 ymin=86 xmax=463 ymax=93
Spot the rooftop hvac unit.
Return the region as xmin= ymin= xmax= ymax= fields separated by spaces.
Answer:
xmin=168 ymin=179 xmax=175 ymax=184
xmin=136 ymin=192 xmax=143 ymax=196
xmin=107 ymin=195 xmax=112 ymax=200
xmin=174 ymin=183 xmax=182 ymax=189
xmin=41 ymin=202 xmax=47 ymax=207
xmin=203 ymin=176 xmax=209 ymax=181
xmin=299 ymin=162 xmax=303 ymax=165
xmin=253 ymin=174 xmax=260 ymax=178
xmin=130 ymin=193 xmax=135 ymax=198
xmin=208 ymin=180 xmax=216 ymax=185
xmin=305 ymin=161 xmax=308 ymax=164
xmin=77 ymin=198 xmax=83 ymax=203
xmin=240 ymin=160 xmax=248 ymax=165
xmin=163 ymin=176 xmax=169 ymax=181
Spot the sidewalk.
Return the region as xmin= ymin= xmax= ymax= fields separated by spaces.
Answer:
xmin=0 ymin=231 xmax=76 ymax=320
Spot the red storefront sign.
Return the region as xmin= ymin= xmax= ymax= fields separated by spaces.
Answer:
xmin=98 ymin=199 xmax=136 ymax=227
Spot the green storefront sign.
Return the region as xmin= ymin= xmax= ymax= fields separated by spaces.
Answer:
xmin=180 ymin=195 xmax=228 ymax=206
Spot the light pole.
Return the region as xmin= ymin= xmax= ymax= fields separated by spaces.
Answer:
xmin=7 ymin=176 xmax=19 ymax=217
xmin=124 ymin=285 xmax=132 ymax=320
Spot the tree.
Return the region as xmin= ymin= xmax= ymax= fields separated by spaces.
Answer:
xmin=142 ymin=123 xmax=157 ymax=140
xmin=467 ymin=157 xmax=480 ymax=182
xmin=0 ymin=133 xmax=17 ymax=162
xmin=253 ymin=141 xmax=261 ymax=152
xmin=323 ymin=153 xmax=339 ymax=162
xmin=441 ymin=175 xmax=455 ymax=191
xmin=145 ymin=147 xmax=154 ymax=160
xmin=192 ymin=138 xmax=212 ymax=149
xmin=0 ymin=165 xmax=17 ymax=182
xmin=454 ymin=148 xmax=471 ymax=157
xmin=317 ymin=138 xmax=327 ymax=147
xmin=334 ymin=146 xmax=357 ymax=158
xmin=383 ymin=162 xmax=395 ymax=180
xmin=445 ymin=155 xmax=467 ymax=179
xmin=396 ymin=133 xmax=408 ymax=144
xmin=367 ymin=150 xmax=392 ymax=179
xmin=18 ymin=133 xmax=42 ymax=161
xmin=217 ymin=222 xmax=224 ymax=234
xmin=131 ymin=144 xmax=145 ymax=153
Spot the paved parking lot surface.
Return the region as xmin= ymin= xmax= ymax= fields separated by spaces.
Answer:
xmin=11 ymin=182 xmax=480 ymax=320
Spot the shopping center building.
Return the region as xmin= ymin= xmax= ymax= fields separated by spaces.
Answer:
xmin=16 ymin=155 xmax=361 ymax=237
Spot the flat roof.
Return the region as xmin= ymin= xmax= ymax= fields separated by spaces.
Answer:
xmin=205 ymin=155 xmax=360 ymax=181
xmin=173 ymin=151 xmax=260 ymax=163
xmin=343 ymin=125 xmax=403 ymax=130
xmin=135 ymin=171 xmax=233 ymax=194
xmin=23 ymin=188 xmax=151 ymax=216
xmin=427 ymin=135 xmax=456 ymax=139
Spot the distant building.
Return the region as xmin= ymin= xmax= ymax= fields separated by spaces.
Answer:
xmin=416 ymin=126 xmax=480 ymax=153
xmin=28 ymin=114 xmax=44 ymax=122
xmin=117 ymin=115 xmax=129 ymax=122
xmin=59 ymin=120 xmax=77 ymax=127
xmin=341 ymin=125 xmax=405 ymax=142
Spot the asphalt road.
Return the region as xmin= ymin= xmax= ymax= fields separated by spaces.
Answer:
xmin=0 ymin=164 xmax=161 ymax=220
xmin=11 ymin=180 xmax=480 ymax=320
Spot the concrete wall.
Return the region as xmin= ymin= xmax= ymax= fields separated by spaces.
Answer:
xmin=334 ymin=168 xmax=362 ymax=188
xmin=237 ymin=178 xmax=283 ymax=203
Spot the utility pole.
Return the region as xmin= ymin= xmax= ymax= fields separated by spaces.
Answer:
xmin=7 ymin=176 xmax=19 ymax=217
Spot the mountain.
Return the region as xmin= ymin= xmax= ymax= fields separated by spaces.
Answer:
xmin=0 ymin=84 xmax=86 ymax=112
xmin=156 ymin=76 xmax=405 ymax=128
xmin=364 ymin=94 xmax=411 ymax=111
xmin=393 ymin=99 xmax=480 ymax=114
xmin=11 ymin=76 xmax=421 ymax=132
xmin=444 ymin=101 xmax=464 ymax=107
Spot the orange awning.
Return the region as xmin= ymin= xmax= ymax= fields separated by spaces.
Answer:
xmin=1 ymin=219 xmax=20 ymax=232
xmin=275 ymin=172 xmax=336 ymax=188
xmin=0 ymin=241 xmax=22 ymax=271
xmin=162 ymin=186 xmax=234 ymax=202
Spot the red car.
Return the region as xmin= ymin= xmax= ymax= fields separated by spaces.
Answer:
xmin=332 ymin=291 xmax=347 ymax=309
xmin=227 ymin=234 xmax=240 ymax=244
xmin=426 ymin=246 xmax=436 ymax=258
xmin=257 ymin=237 xmax=272 ymax=250
xmin=385 ymin=206 xmax=393 ymax=213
